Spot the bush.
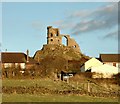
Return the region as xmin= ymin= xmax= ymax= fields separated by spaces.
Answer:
xmin=112 ymin=73 xmax=120 ymax=85
xmin=70 ymin=72 xmax=93 ymax=82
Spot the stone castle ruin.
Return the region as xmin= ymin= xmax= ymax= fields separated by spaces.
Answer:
xmin=47 ymin=26 xmax=81 ymax=52
xmin=33 ymin=26 xmax=83 ymax=62
xmin=33 ymin=26 xmax=90 ymax=76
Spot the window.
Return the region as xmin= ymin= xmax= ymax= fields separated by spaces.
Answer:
xmin=51 ymin=39 xmax=53 ymax=41
xmin=4 ymin=63 xmax=12 ymax=68
xmin=51 ymin=33 xmax=53 ymax=37
xmin=20 ymin=63 xmax=25 ymax=69
xmin=113 ymin=63 xmax=116 ymax=67
xmin=73 ymin=45 xmax=76 ymax=48
xmin=15 ymin=63 xmax=18 ymax=68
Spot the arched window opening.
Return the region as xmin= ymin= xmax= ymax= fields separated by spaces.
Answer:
xmin=51 ymin=33 xmax=53 ymax=37
xmin=73 ymin=45 xmax=76 ymax=48
xmin=62 ymin=37 xmax=67 ymax=46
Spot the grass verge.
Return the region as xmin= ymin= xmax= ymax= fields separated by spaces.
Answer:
xmin=2 ymin=94 xmax=118 ymax=102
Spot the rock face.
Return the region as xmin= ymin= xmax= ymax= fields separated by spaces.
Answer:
xmin=33 ymin=26 xmax=90 ymax=75
xmin=34 ymin=44 xmax=82 ymax=62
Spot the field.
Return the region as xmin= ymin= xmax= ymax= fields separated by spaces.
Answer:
xmin=2 ymin=78 xmax=119 ymax=102
xmin=2 ymin=94 xmax=118 ymax=102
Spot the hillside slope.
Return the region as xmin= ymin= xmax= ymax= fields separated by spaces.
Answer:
xmin=33 ymin=44 xmax=90 ymax=76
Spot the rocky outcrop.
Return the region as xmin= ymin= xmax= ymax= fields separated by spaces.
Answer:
xmin=33 ymin=26 xmax=90 ymax=76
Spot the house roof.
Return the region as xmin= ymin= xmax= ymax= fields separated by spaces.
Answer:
xmin=1 ymin=52 xmax=38 ymax=64
xmin=100 ymin=54 xmax=120 ymax=62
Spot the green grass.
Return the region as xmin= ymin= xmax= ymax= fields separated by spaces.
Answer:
xmin=2 ymin=78 xmax=54 ymax=87
xmin=2 ymin=78 xmax=119 ymax=102
xmin=2 ymin=94 xmax=118 ymax=102
xmin=2 ymin=78 xmax=72 ymax=90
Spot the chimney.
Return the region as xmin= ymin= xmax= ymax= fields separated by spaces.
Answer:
xmin=26 ymin=49 xmax=29 ymax=63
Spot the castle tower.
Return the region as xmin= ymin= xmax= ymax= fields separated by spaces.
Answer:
xmin=47 ymin=26 xmax=62 ymax=45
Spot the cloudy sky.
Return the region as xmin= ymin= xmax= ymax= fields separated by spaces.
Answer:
xmin=2 ymin=2 xmax=118 ymax=57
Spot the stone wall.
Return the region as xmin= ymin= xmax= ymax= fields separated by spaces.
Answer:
xmin=47 ymin=26 xmax=81 ymax=52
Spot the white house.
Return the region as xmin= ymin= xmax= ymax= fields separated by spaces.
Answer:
xmin=1 ymin=52 xmax=37 ymax=69
xmin=99 ymin=54 xmax=120 ymax=68
xmin=80 ymin=57 xmax=118 ymax=78
xmin=81 ymin=58 xmax=103 ymax=72
xmin=91 ymin=64 xmax=118 ymax=78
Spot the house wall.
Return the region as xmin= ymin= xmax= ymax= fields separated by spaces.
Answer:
xmin=26 ymin=64 xmax=35 ymax=69
xmin=91 ymin=64 xmax=118 ymax=78
xmin=81 ymin=58 xmax=103 ymax=72
xmin=104 ymin=62 xmax=120 ymax=68
xmin=116 ymin=63 xmax=120 ymax=68
xmin=92 ymin=73 xmax=113 ymax=78
xmin=2 ymin=63 xmax=26 ymax=69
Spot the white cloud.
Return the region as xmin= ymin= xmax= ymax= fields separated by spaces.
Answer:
xmin=72 ymin=3 xmax=118 ymax=34
xmin=54 ymin=3 xmax=118 ymax=39
xmin=104 ymin=31 xmax=118 ymax=39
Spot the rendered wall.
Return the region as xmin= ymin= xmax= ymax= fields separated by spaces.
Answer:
xmin=81 ymin=58 xmax=103 ymax=72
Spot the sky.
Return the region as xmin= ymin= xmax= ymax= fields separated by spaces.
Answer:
xmin=1 ymin=2 xmax=119 ymax=57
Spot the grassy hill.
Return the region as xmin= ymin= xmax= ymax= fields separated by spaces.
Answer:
xmin=33 ymin=44 xmax=90 ymax=76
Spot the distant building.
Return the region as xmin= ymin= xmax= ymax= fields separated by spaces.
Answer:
xmin=80 ymin=57 xmax=118 ymax=78
xmin=99 ymin=54 xmax=120 ymax=68
xmin=1 ymin=51 xmax=38 ymax=69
